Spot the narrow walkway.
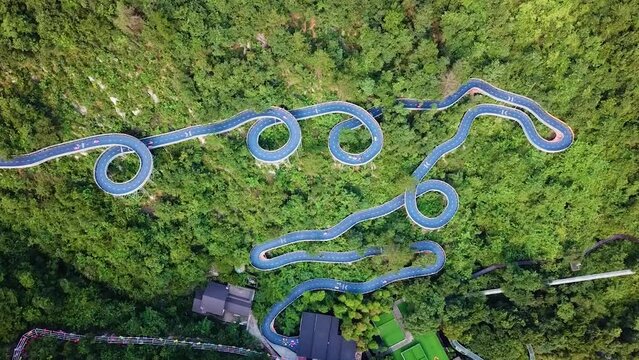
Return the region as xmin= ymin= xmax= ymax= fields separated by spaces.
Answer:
xmin=12 ymin=328 xmax=265 ymax=360
xmin=247 ymin=315 xmax=294 ymax=360
xmin=479 ymin=269 xmax=636 ymax=296
xmin=451 ymin=340 xmax=536 ymax=360
xmin=387 ymin=300 xmax=414 ymax=352
xmin=450 ymin=340 xmax=483 ymax=360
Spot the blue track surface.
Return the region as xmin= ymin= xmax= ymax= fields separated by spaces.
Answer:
xmin=0 ymin=79 xmax=573 ymax=352
xmin=0 ymin=104 xmax=382 ymax=196
xmin=248 ymin=80 xmax=573 ymax=350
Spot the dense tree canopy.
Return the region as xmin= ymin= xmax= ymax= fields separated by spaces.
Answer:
xmin=0 ymin=0 xmax=637 ymax=358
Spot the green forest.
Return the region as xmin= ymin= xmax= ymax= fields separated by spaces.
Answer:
xmin=1 ymin=0 xmax=638 ymax=359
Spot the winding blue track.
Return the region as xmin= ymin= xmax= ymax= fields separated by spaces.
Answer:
xmin=0 ymin=103 xmax=382 ymax=196
xmin=249 ymin=79 xmax=573 ymax=350
xmin=258 ymin=241 xmax=446 ymax=350
xmin=0 ymin=79 xmax=573 ymax=352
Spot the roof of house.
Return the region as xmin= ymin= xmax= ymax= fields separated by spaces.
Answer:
xmin=225 ymin=295 xmax=253 ymax=316
xmin=297 ymin=312 xmax=356 ymax=360
xmin=202 ymin=282 xmax=229 ymax=316
xmin=192 ymin=282 xmax=255 ymax=319
xmin=192 ymin=290 xmax=203 ymax=313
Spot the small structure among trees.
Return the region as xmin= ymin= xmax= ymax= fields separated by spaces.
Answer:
xmin=297 ymin=312 xmax=356 ymax=360
xmin=192 ymin=282 xmax=255 ymax=325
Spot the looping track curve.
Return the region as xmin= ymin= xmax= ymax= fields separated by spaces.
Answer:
xmin=0 ymin=104 xmax=382 ymax=195
xmin=0 ymin=79 xmax=573 ymax=353
xmin=249 ymin=79 xmax=573 ymax=350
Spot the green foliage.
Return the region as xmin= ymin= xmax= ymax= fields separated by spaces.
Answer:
xmin=336 ymin=291 xmax=393 ymax=349
xmin=0 ymin=0 xmax=638 ymax=358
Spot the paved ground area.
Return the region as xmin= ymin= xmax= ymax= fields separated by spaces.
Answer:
xmin=388 ymin=301 xmax=414 ymax=352
xmin=247 ymin=314 xmax=296 ymax=360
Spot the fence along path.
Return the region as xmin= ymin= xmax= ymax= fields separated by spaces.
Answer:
xmin=12 ymin=328 xmax=266 ymax=359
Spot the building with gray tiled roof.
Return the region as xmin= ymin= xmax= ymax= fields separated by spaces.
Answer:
xmin=192 ymin=282 xmax=255 ymax=325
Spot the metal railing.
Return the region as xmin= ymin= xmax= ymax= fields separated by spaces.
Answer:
xmin=479 ymin=269 xmax=636 ymax=296
xmin=12 ymin=328 xmax=266 ymax=360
